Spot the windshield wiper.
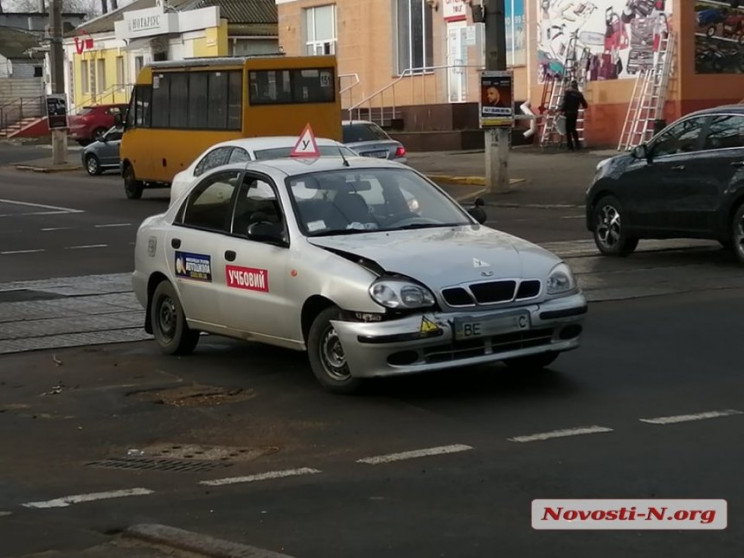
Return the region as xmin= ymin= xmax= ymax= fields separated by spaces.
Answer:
xmin=386 ymin=222 xmax=465 ymax=231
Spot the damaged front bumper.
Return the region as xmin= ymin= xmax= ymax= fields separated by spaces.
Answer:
xmin=331 ymin=292 xmax=587 ymax=378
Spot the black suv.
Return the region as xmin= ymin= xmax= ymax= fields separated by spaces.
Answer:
xmin=585 ymin=104 xmax=744 ymax=263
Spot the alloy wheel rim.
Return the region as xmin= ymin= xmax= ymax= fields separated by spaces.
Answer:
xmin=320 ymin=326 xmax=350 ymax=381
xmin=735 ymin=212 xmax=744 ymax=258
xmin=87 ymin=157 xmax=97 ymax=174
xmin=596 ymin=204 xmax=622 ymax=248
xmin=157 ymin=296 xmax=177 ymax=342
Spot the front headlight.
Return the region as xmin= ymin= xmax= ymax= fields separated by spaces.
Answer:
xmin=369 ymin=278 xmax=436 ymax=309
xmin=546 ymin=263 xmax=577 ymax=295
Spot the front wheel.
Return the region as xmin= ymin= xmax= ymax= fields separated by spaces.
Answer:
xmin=307 ymin=306 xmax=363 ymax=394
xmin=731 ymin=203 xmax=744 ymax=264
xmin=150 ymin=281 xmax=200 ymax=355
xmin=503 ymin=351 xmax=560 ymax=370
xmin=592 ymin=195 xmax=639 ymax=256
xmin=123 ymin=165 xmax=144 ymax=200
xmin=85 ymin=154 xmax=101 ymax=176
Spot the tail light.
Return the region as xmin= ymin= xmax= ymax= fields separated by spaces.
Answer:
xmin=395 ymin=146 xmax=406 ymax=158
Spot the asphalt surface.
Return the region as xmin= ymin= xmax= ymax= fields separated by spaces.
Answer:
xmin=1 ymin=144 xmax=742 ymax=557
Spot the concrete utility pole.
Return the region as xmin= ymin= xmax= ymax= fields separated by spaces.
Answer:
xmin=484 ymin=0 xmax=510 ymax=194
xmin=49 ymin=0 xmax=67 ymax=165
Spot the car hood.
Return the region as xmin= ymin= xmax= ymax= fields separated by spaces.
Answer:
xmin=308 ymin=225 xmax=561 ymax=289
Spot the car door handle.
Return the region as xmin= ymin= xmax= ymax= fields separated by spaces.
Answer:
xmin=225 ymin=250 xmax=236 ymax=262
xmin=731 ymin=161 xmax=744 ymax=168
xmin=171 ymin=238 xmax=181 ymax=249
xmin=671 ymin=165 xmax=685 ymax=170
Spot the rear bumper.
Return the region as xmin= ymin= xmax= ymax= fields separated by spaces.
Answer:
xmin=331 ymin=292 xmax=587 ymax=378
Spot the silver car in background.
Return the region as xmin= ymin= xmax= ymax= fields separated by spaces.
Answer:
xmin=81 ymin=126 xmax=122 ymax=175
xmin=342 ymin=120 xmax=407 ymax=163
xmin=133 ymin=157 xmax=586 ymax=393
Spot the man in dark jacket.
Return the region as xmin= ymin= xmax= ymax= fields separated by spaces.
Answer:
xmin=560 ymin=80 xmax=588 ymax=151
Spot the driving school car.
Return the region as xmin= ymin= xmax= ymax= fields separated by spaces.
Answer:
xmin=132 ymin=156 xmax=587 ymax=393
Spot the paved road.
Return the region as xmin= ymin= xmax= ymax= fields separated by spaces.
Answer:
xmin=0 ymin=289 xmax=741 ymax=557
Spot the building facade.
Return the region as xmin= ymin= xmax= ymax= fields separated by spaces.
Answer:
xmin=276 ymin=0 xmax=744 ymax=148
xmin=63 ymin=0 xmax=278 ymax=111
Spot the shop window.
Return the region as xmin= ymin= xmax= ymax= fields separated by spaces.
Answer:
xmin=116 ymin=56 xmax=125 ymax=88
xmin=96 ymin=59 xmax=106 ymax=93
xmin=394 ymin=0 xmax=433 ymax=75
xmin=81 ymin=60 xmax=89 ymax=94
xmin=249 ymin=68 xmax=335 ymax=105
xmin=304 ymin=4 xmax=337 ymax=55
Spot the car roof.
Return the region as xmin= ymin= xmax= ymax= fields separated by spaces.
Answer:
xmin=207 ymin=136 xmax=345 ymax=152
xmin=686 ymin=104 xmax=744 ymax=117
xmin=342 ymin=120 xmax=378 ymax=126
xmin=208 ymin=155 xmax=409 ymax=179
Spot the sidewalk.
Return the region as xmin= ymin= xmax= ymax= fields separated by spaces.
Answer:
xmin=409 ymin=146 xmax=615 ymax=207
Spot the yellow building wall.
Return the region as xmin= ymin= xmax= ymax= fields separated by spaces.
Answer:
xmin=72 ymin=47 xmax=130 ymax=108
xmin=195 ymin=19 xmax=229 ymax=57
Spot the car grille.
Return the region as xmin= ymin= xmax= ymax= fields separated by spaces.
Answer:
xmin=441 ymin=279 xmax=541 ymax=307
xmin=422 ymin=328 xmax=555 ymax=364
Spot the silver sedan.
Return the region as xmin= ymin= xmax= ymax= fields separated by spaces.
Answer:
xmin=133 ymin=156 xmax=587 ymax=393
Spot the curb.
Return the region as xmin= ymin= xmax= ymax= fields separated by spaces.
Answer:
xmin=14 ymin=164 xmax=82 ymax=173
xmin=426 ymin=175 xmax=526 ymax=186
xmin=124 ymin=524 xmax=295 ymax=558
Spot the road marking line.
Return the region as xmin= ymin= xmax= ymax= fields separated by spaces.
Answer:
xmin=95 ymin=223 xmax=132 ymax=228
xmin=199 ymin=468 xmax=321 ymax=487
xmin=0 ymin=511 xmax=11 ymax=518
xmin=0 ymin=198 xmax=83 ymax=213
xmin=64 ymin=244 xmax=108 ymax=250
xmin=1 ymin=249 xmax=45 ymax=255
xmin=640 ymin=409 xmax=743 ymax=425
xmin=356 ymin=444 xmax=473 ymax=465
xmin=41 ymin=227 xmax=72 ymax=231
xmin=560 ymin=215 xmax=584 ymax=219
xmin=508 ymin=426 xmax=613 ymax=443
xmin=22 ymin=488 xmax=154 ymax=509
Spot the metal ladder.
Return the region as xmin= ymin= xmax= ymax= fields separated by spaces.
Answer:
xmin=617 ymin=31 xmax=676 ymax=151
xmin=539 ymin=34 xmax=589 ymax=148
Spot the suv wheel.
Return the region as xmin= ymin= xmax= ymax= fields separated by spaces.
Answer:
xmin=732 ymin=204 xmax=744 ymax=264
xmin=592 ymin=195 xmax=639 ymax=256
xmin=123 ymin=165 xmax=144 ymax=200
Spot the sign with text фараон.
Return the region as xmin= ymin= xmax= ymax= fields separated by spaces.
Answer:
xmin=479 ymin=71 xmax=513 ymax=128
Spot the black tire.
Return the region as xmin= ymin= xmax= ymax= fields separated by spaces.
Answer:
xmin=307 ymin=306 xmax=363 ymax=394
xmin=92 ymin=127 xmax=107 ymax=141
xmin=731 ymin=203 xmax=744 ymax=264
xmin=123 ymin=164 xmax=144 ymax=200
xmin=85 ymin=153 xmax=101 ymax=176
xmin=591 ymin=195 xmax=639 ymax=256
xmin=150 ymin=280 xmax=200 ymax=355
xmin=503 ymin=351 xmax=560 ymax=370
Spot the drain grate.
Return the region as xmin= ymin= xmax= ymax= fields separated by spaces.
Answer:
xmin=87 ymin=457 xmax=234 ymax=473
xmin=0 ymin=289 xmax=66 ymax=303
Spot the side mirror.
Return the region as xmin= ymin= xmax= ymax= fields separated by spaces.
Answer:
xmin=468 ymin=197 xmax=487 ymax=224
xmin=113 ymin=113 xmax=123 ymax=127
xmin=632 ymin=143 xmax=650 ymax=162
xmin=247 ymin=222 xmax=286 ymax=245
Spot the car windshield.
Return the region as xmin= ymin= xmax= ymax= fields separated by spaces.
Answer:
xmin=287 ymin=168 xmax=472 ymax=236
xmin=253 ymin=145 xmax=356 ymax=160
xmin=342 ymin=123 xmax=389 ymax=143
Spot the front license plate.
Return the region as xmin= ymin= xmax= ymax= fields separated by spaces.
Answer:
xmin=454 ymin=311 xmax=531 ymax=340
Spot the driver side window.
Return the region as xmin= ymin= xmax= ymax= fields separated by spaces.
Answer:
xmin=651 ymin=117 xmax=706 ymax=157
xmin=231 ymin=175 xmax=286 ymax=241
xmin=177 ymin=171 xmax=241 ymax=232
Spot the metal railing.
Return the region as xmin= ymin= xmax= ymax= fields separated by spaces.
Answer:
xmin=77 ymin=83 xmax=133 ymax=110
xmin=339 ymin=73 xmax=360 ymax=114
xmin=347 ymin=64 xmax=485 ymax=125
xmin=0 ymin=96 xmax=43 ymax=132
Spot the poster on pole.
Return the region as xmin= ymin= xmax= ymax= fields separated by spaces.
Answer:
xmin=479 ymin=71 xmax=513 ymax=128
xmin=45 ymin=94 xmax=68 ymax=129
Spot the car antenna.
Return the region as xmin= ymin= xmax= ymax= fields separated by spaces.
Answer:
xmin=337 ymin=142 xmax=350 ymax=167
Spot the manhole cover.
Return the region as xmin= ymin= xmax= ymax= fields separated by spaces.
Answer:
xmin=131 ymin=384 xmax=257 ymax=407
xmin=138 ymin=443 xmax=279 ymax=462
xmin=0 ymin=289 xmax=66 ymax=303
xmin=87 ymin=457 xmax=232 ymax=473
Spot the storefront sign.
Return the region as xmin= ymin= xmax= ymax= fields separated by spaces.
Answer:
xmin=115 ymin=6 xmax=219 ymax=41
xmin=443 ymin=0 xmax=467 ymax=22
xmin=74 ymin=29 xmax=94 ymax=54
xmin=479 ymin=71 xmax=513 ymax=128
xmin=46 ymin=94 xmax=68 ymax=129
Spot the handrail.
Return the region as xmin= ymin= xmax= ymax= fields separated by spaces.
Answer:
xmin=348 ymin=64 xmax=484 ymax=125
xmin=79 ymin=83 xmax=133 ymax=110
xmin=0 ymin=96 xmax=43 ymax=132
xmin=339 ymin=73 xmax=361 ymax=118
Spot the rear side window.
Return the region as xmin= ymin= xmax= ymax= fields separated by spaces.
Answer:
xmin=703 ymin=115 xmax=744 ymax=151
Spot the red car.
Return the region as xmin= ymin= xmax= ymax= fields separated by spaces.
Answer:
xmin=68 ymin=103 xmax=128 ymax=145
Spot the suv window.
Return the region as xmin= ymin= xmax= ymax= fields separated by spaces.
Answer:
xmin=703 ymin=115 xmax=744 ymax=150
xmin=651 ymin=117 xmax=706 ymax=157
xmin=177 ymin=171 xmax=241 ymax=232
xmin=194 ymin=147 xmax=232 ymax=177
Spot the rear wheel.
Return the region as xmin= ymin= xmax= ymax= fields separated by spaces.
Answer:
xmin=307 ymin=306 xmax=363 ymax=394
xmin=123 ymin=164 xmax=144 ymax=200
xmin=731 ymin=203 xmax=744 ymax=264
xmin=150 ymin=280 xmax=200 ymax=355
xmin=85 ymin=154 xmax=101 ymax=176
xmin=592 ymin=195 xmax=639 ymax=256
xmin=503 ymin=351 xmax=559 ymax=371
